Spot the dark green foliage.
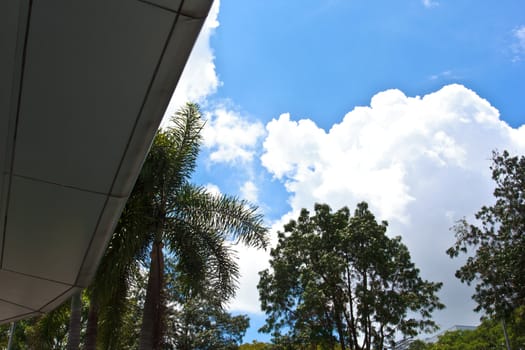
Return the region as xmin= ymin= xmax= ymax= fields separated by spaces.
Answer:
xmin=169 ymin=299 xmax=249 ymax=350
xmin=0 ymin=292 xmax=89 ymax=349
xmin=27 ymin=303 xmax=71 ymax=349
xmin=406 ymin=339 xmax=431 ymax=350
xmin=239 ymin=341 xmax=272 ymax=350
xmin=259 ymin=202 xmax=444 ymax=350
xmin=164 ymin=254 xmax=250 ymax=350
xmin=0 ymin=321 xmax=29 ymax=350
xmin=426 ymin=307 xmax=525 ymax=349
xmin=429 ymin=329 xmax=492 ymax=350
xmin=447 ymin=150 xmax=525 ymax=320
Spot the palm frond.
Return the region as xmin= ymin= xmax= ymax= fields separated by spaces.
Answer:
xmin=90 ymin=185 xmax=154 ymax=347
xmin=166 ymin=218 xmax=240 ymax=302
xmin=97 ymin=268 xmax=133 ymax=349
xmin=170 ymin=184 xmax=269 ymax=249
xmin=165 ymin=102 xmax=204 ymax=186
xmin=92 ymin=200 xmax=152 ymax=301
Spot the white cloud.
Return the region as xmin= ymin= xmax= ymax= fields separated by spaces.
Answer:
xmin=201 ymin=106 xmax=266 ymax=164
xmin=204 ymin=182 xmax=221 ymax=196
xmin=240 ymin=181 xmax=258 ymax=203
xmin=261 ymin=84 xmax=515 ymax=223
xmin=422 ymin=0 xmax=439 ymax=8
xmin=227 ymin=246 xmax=268 ymax=314
xmin=512 ymin=25 xmax=525 ymax=61
xmin=233 ymin=84 xmax=525 ymax=329
xmin=228 ymin=217 xmax=295 ymax=314
xmin=161 ymin=0 xmax=221 ymax=126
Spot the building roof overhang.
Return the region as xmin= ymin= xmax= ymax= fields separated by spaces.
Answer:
xmin=0 ymin=0 xmax=212 ymax=323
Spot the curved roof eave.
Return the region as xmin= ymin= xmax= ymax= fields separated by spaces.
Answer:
xmin=0 ymin=0 xmax=213 ymax=323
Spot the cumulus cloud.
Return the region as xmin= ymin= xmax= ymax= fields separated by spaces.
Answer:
xmin=161 ymin=0 xmax=221 ymax=126
xmin=232 ymin=84 xmax=525 ymax=329
xmin=261 ymin=84 xmax=519 ymax=223
xmin=201 ymin=106 xmax=266 ymax=164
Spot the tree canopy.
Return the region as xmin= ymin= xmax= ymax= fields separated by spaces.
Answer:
xmin=164 ymin=257 xmax=250 ymax=350
xmin=258 ymin=202 xmax=444 ymax=350
xmin=447 ymin=150 xmax=525 ymax=320
xmin=414 ymin=307 xmax=525 ymax=350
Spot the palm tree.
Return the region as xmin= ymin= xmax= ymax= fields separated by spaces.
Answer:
xmin=87 ymin=103 xmax=268 ymax=349
xmin=137 ymin=103 xmax=268 ymax=349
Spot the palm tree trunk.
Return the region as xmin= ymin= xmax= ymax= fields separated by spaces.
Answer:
xmin=67 ymin=290 xmax=82 ymax=350
xmin=7 ymin=322 xmax=16 ymax=350
xmin=139 ymin=241 xmax=165 ymax=350
xmin=84 ymin=298 xmax=99 ymax=350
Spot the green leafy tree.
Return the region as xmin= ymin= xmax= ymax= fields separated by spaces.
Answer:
xmin=164 ymin=256 xmax=250 ymax=350
xmin=426 ymin=309 xmax=525 ymax=350
xmin=0 ymin=321 xmax=27 ymax=350
xmin=406 ymin=339 xmax=431 ymax=350
xmin=169 ymin=297 xmax=249 ymax=350
xmin=447 ymin=150 xmax=525 ymax=346
xmin=26 ymin=301 xmax=72 ymax=349
xmin=0 ymin=293 xmax=89 ymax=350
xmin=259 ymin=203 xmax=444 ymax=350
xmin=428 ymin=329 xmax=482 ymax=350
xmin=239 ymin=341 xmax=272 ymax=350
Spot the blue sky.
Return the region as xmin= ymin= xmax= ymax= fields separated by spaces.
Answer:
xmin=212 ymin=0 xmax=525 ymax=129
xmin=164 ymin=0 xmax=525 ymax=343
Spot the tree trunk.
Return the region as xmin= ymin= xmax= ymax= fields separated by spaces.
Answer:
xmin=345 ymin=264 xmax=359 ymax=350
xmin=139 ymin=241 xmax=165 ymax=350
xmin=502 ymin=319 xmax=512 ymax=350
xmin=67 ymin=290 xmax=82 ymax=350
xmin=84 ymin=298 xmax=99 ymax=350
xmin=7 ymin=322 xmax=16 ymax=350
xmin=334 ymin=305 xmax=346 ymax=350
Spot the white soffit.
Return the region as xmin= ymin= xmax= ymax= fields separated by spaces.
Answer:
xmin=0 ymin=0 xmax=213 ymax=323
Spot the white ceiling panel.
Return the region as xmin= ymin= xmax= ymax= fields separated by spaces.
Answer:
xmin=40 ymin=287 xmax=80 ymax=313
xmin=0 ymin=1 xmax=24 ymax=156
xmin=0 ymin=300 xmax=35 ymax=323
xmin=3 ymin=176 xmax=106 ymax=284
xmin=110 ymin=15 xmax=208 ymax=198
xmin=0 ymin=2 xmax=25 ymax=250
xmin=74 ymin=196 xmax=127 ymax=286
xmin=0 ymin=174 xmax=8 ymax=254
xmin=0 ymin=0 xmax=213 ymax=324
xmin=141 ymin=0 xmax=212 ymax=18
xmin=13 ymin=0 xmax=175 ymax=194
xmin=0 ymin=270 xmax=69 ymax=311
